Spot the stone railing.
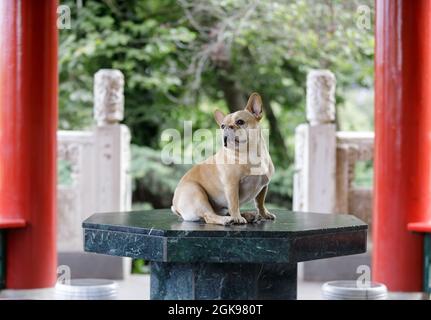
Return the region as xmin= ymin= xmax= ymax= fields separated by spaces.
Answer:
xmin=293 ymin=70 xmax=373 ymax=226
xmin=335 ymin=131 xmax=373 ymax=225
xmin=57 ymin=69 xmax=131 ymax=277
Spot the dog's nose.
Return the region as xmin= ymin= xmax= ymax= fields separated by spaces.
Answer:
xmin=229 ymin=125 xmax=234 ymax=129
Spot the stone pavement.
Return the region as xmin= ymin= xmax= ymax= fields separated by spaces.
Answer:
xmin=0 ymin=274 xmax=324 ymax=300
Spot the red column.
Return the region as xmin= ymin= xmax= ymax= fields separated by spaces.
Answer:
xmin=373 ymin=0 xmax=431 ymax=291
xmin=0 ymin=0 xmax=58 ymax=288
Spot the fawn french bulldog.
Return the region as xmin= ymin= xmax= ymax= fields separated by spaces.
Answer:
xmin=171 ymin=93 xmax=275 ymax=225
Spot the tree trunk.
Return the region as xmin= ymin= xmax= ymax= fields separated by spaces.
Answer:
xmin=217 ymin=73 xmax=246 ymax=112
xmin=261 ymin=95 xmax=290 ymax=165
xmin=217 ymin=72 xmax=289 ymax=164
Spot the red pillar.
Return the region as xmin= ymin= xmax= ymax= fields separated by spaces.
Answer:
xmin=0 ymin=0 xmax=58 ymax=288
xmin=373 ymin=0 xmax=431 ymax=291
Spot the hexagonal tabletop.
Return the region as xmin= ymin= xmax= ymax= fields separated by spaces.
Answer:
xmin=83 ymin=209 xmax=367 ymax=264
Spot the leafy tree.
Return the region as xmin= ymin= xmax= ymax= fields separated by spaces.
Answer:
xmin=59 ymin=0 xmax=374 ymax=208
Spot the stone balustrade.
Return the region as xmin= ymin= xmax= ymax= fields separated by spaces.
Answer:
xmin=294 ymin=69 xmax=374 ymax=282
xmin=57 ymin=69 xmax=132 ymax=279
xmin=293 ymin=70 xmax=374 ymax=227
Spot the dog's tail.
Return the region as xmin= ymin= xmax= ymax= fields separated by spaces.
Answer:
xmin=171 ymin=206 xmax=181 ymax=217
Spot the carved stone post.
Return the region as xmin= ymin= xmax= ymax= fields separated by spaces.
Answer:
xmin=93 ymin=69 xmax=131 ymax=212
xmin=306 ymin=70 xmax=336 ymax=125
xmin=94 ymin=69 xmax=125 ymax=125
xmin=93 ymin=69 xmax=132 ymax=278
xmin=293 ymin=70 xmax=336 ymax=214
xmin=56 ymin=69 xmax=132 ymax=280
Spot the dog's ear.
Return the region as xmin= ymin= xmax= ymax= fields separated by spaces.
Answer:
xmin=214 ymin=109 xmax=225 ymax=126
xmin=245 ymin=92 xmax=263 ymax=121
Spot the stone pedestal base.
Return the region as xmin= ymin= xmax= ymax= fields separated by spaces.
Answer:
xmin=83 ymin=209 xmax=367 ymax=300
xmin=150 ymin=262 xmax=297 ymax=300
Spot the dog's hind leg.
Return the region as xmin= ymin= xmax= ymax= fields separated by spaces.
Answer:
xmin=240 ymin=211 xmax=261 ymax=223
xmin=203 ymin=211 xmax=234 ymax=226
xmin=171 ymin=206 xmax=181 ymax=217
xmin=173 ymin=181 xmax=234 ymax=225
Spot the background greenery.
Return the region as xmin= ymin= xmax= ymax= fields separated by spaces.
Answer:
xmin=59 ymin=0 xmax=374 ymax=259
xmin=59 ymin=0 xmax=374 ymax=212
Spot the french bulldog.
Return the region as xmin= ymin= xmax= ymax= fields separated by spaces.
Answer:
xmin=171 ymin=93 xmax=275 ymax=225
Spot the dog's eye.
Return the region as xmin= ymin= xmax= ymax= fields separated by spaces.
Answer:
xmin=221 ymin=124 xmax=225 ymax=129
xmin=236 ymin=119 xmax=245 ymax=126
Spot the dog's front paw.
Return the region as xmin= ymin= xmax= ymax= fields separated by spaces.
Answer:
xmin=259 ymin=210 xmax=276 ymax=220
xmin=220 ymin=216 xmax=235 ymax=225
xmin=231 ymin=216 xmax=248 ymax=224
xmin=241 ymin=211 xmax=261 ymax=223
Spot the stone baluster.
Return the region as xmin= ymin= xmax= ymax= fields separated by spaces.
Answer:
xmin=293 ymin=70 xmax=336 ymax=214
xmin=57 ymin=69 xmax=132 ymax=280
xmin=94 ymin=69 xmax=125 ymax=126
xmin=306 ymin=70 xmax=336 ymax=125
xmin=93 ymin=69 xmax=131 ymax=212
xmin=93 ymin=69 xmax=132 ymax=278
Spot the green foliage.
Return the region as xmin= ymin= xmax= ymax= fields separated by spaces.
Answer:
xmin=59 ymin=0 xmax=195 ymax=140
xmin=59 ymin=0 xmax=374 ymax=211
xmin=59 ymin=0 xmax=374 ymax=135
xmin=58 ymin=159 xmax=73 ymax=186
xmin=338 ymin=88 xmax=374 ymax=131
xmin=131 ymin=145 xmax=186 ymax=192
xmin=131 ymin=258 xmax=150 ymax=274
xmin=131 ymin=144 xmax=191 ymax=207
xmin=267 ymin=166 xmax=294 ymax=208
xmin=354 ymin=160 xmax=373 ymax=188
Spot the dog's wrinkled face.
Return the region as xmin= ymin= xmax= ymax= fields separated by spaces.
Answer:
xmin=214 ymin=93 xmax=263 ymax=150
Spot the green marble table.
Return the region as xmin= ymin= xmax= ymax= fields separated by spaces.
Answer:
xmin=83 ymin=209 xmax=367 ymax=300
